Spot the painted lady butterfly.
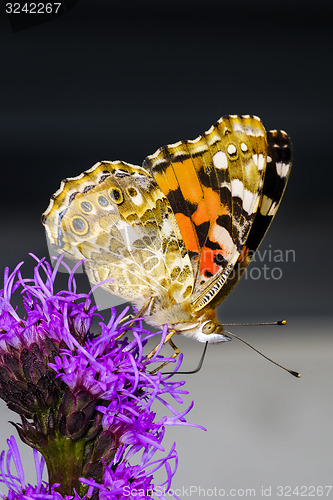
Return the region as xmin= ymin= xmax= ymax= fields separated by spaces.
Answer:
xmin=42 ymin=115 xmax=292 ymax=344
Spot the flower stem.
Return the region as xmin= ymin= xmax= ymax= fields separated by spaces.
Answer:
xmin=41 ymin=433 xmax=88 ymax=497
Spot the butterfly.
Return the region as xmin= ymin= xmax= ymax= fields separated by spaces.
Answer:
xmin=42 ymin=115 xmax=292 ymax=344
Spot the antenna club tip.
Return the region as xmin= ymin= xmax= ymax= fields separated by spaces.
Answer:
xmin=290 ymin=370 xmax=301 ymax=378
xmin=278 ymin=320 xmax=287 ymax=325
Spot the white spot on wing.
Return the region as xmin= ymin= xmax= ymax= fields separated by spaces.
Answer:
xmin=276 ymin=162 xmax=289 ymax=178
xmin=213 ymin=151 xmax=228 ymax=169
xmin=210 ymin=224 xmax=235 ymax=258
xmin=253 ymin=154 xmax=258 ymax=166
xmin=245 ymin=125 xmax=255 ymax=136
xmin=258 ymin=153 xmax=265 ymax=171
xmin=231 ymin=178 xmax=244 ymax=198
xmin=227 ymin=144 xmax=237 ymax=155
xmin=243 ymin=189 xmax=256 ymax=214
xmin=241 ymin=142 xmax=248 ymax=152
xmin=130 ymin=191 xmax=143 ymax=206
xmin=233 ymin=122 xmax=243 ymax=133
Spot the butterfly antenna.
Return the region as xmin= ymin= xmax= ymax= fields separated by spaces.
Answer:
xmin=223 ymin=320 xmax=287 ymax=326
xmin=224 ymin=329 xmax=300 ymax=378
xmin=162 ymin=341 xmax=209 ymax=375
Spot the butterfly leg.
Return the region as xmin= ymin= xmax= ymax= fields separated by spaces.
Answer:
xmin=116 ymin=297 xmax=155 ymax=340
xmin=149 ymin=337 xmax=180 ymax=375
xmin=118 ymin=313 xmax=134 ymax=324
xmin=145 ymin=330 xmax=180 ymax=374
xmin=146 ymin=329 xmax=176 ymax=360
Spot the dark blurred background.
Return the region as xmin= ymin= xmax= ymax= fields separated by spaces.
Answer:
xmin=0 ymin=0 xmax=332 ymax=318
xmin=0 ymin=0 xmax=332 ymax=494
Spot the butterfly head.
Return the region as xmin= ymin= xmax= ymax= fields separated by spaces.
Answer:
xmin=173 ymin=310 xmax=231 ymax=344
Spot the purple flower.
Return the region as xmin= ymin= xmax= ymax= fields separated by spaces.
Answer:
xmin=0 ymin=436 xmax=49 ymax=500
xmin=49 ymin=308 xmax=203 ymax=452
xmin=0 ymin=435 xmax=92 ymax=500
xmin=0 ymin=435 xmax=180 ymax=500
xmin=0 ymin=256 xmax=204 ymax=497
xmin=81 ymin=434 xmax=180 ymax=500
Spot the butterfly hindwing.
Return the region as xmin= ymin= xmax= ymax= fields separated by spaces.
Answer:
xmin=42 ymin=161 xmax=194 ymax=307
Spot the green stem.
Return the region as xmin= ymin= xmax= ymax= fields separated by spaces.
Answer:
xmin=41 ymin=433 xmax=88 ymax=497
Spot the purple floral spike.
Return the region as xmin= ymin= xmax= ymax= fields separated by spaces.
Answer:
xmin=0 ymin=435 xmax=180 ymax=500
xmin=81 ymin=435 xmax=181 ymax=500
xmin=0 ymin=256 xmax=204 ymax=498
xmin=0 ymin=436 xmax=49 ymax=500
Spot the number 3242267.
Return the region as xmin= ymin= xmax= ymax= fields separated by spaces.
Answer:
xmin=6 ymin=3 xmax=62 ymax=14
xmin=277 ymin=485 xmax=332 ymax=497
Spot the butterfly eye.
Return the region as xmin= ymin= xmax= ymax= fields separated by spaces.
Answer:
xmin=202 ymin=321 xmax=216 ymax=335
xmin=70 ymin=216 xmax=89 ymax=236
xmin=109 ymin=188 xmax=124 ymax=205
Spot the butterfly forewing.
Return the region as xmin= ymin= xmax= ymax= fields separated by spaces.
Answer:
xmin=143 ymin=115 xmax=267 ymax=311
xmin=208 ymin=129 xmax=293 ymax=308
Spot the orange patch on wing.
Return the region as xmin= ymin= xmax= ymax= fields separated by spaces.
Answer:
xmin=173 ymin=159 xmax=203 ymax=204
xmin=199 ymin=248 xmax=224 ymax=277
xmin=193 ymin=189 xmax=228 ymax=226
xmin=154 ymin=166 xmax=178 ymax=195
xmin=202 ymin=187 xmax=225 ymax=221
xmin=192 ymin=199 xmax=209 ymax=226
xmin=175 ymin=212 xmax=199 ymax=253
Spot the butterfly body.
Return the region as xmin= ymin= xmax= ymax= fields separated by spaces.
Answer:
xmin=42 ymin=115 xmax=292 ymax=343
